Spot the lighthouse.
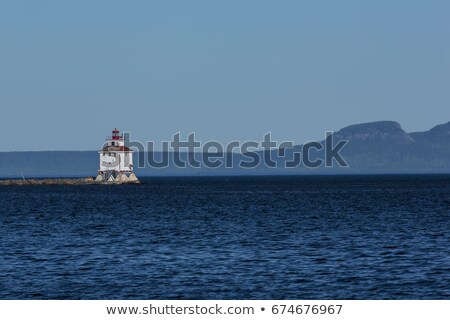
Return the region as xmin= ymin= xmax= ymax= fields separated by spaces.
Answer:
xmin=95 ymin=128 xmax=139 ymax=183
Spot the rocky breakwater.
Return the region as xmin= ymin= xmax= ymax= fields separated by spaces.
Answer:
xmin=0 ymin=177 xmax=140 ymax=186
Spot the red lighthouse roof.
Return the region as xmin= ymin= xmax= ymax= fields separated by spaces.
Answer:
xmin=112 ymin=128 xmax=121 ymax=140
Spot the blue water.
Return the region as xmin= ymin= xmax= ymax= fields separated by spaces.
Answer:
xmin=0 ymin=175 xmax=449 ymax=299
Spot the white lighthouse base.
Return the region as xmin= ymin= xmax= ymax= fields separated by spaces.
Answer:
xmin=95 ymin=171 xmax=140 ymax=184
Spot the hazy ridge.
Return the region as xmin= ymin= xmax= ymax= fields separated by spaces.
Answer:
xmin=0 ymin=121 xmax=449 ymax=178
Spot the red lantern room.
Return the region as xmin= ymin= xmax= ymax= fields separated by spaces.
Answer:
xmin=112 ymin=128 xmax=121 ymax=140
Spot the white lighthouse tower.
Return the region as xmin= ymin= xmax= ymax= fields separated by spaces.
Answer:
xmin=95 ymin=128 xmax=139 ymax=183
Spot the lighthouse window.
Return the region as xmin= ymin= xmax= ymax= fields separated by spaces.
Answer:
xmin=111 ymin=142 xmax=115 ymax=146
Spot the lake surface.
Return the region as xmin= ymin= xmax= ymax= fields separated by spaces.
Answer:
xmin=0 ymin=175 xmax=449 ymax=299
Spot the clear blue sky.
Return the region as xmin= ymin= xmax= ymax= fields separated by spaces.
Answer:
xmin=1 ymin=1 xmax=449 ymax=151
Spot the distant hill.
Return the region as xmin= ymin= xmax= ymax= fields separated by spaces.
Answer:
xmin=0 ymin=151 xmax=98 ymax=178
xmin=333 ymin=121 xmax=450 ymax=173
xmin=0 ymin=121 xmax=449 ymax=178
xmin=333 ymin=121 xmax=414 ymax=143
